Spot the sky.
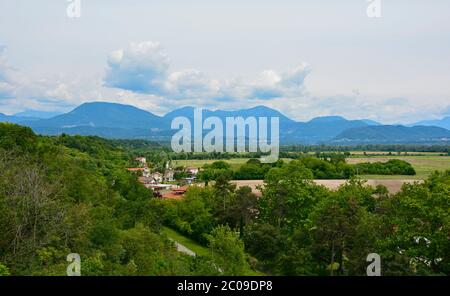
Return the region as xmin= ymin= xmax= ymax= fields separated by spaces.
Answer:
xmin=0 ymin=0 xmax=449 ymax=124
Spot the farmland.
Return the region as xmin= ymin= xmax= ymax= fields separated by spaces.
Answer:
xmin=347 ymin=155 xmax=450 ymax=179
xmin=231 ymin=179 xmax=423 ymax=195
xmin=173 ymin=154 xmax=450 ymax=180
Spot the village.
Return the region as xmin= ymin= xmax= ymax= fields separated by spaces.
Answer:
xmin=127 ymin=157 xmax=200 ymax=200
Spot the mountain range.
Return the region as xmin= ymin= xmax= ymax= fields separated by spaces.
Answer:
xmin=1 ymin=102 xmax=450 ymax=145
xmin=411 ymin=117 xmax=450 ymax=130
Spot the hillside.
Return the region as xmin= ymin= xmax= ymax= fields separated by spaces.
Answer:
xmin=2 ymin=102 xmax=450 ymax=145
xmin=413 ymin=116 xmax=450 ymax=130
xmin=331 ymin=125 xmax=450 ymax=144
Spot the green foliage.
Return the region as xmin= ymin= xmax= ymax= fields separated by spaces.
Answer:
xmin=197 ymin=161 xmax=234 ymax=185
xmin=0 ymin=123 xmax=37 ymax=153
xmin=355 ymin=159 xmax=416 ymax=175
xmin=162 ymin=187 xmax=217 ymax=244
xmin=258 ymin=160 xmax=327 ymax=229
xmin=378 ymin=172 xmax=450 ymax=275
xmin=207 ymin=225 xmax=250 ymax=275
xmin=1 ymin=123 xmax=448 ymax=276
xmin=0 ymin=124 xmax=216 ymax=275
xmin=298 ymin=157 xmax=355 ymax=179
xmin=0 ymin=262 xmax=10 ymax=276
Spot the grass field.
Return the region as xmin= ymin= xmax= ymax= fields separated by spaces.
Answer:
xmin=173 ymin=158 xmax=253 ymax=170
xmin=173 ymin=155 xmax=450 ymax=180
xmin=349 ymin=151 xmax=446 ymax=157
xmin=347 ymin=156 xmax=450 ymax=179
xmin=161 ymin=226 xmax=211 ymax=257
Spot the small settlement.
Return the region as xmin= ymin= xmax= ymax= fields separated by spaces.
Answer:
xmin=127 ymin=157 xmax=199 ymax=200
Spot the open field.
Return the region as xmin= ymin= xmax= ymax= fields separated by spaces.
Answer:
xmin=231 ymin=179 xmax=422 ymax=195
xmin=174 ymin=155 xmax=450 ymax=180
xmin=173 ymin=158 xmax=251 ymax=170
xmin=347 ymin=156 xmax=450 ymax=179
xmin=349 ymin=151 xmax=446 ymax=157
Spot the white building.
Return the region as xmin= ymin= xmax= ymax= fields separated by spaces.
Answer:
xmin=164 ymin=169 xmax=175 ymax=182
xmin=186 ymin=167 xmax=199 ymax=176
xmin=135 ymin=157 xmax=147 ymax=166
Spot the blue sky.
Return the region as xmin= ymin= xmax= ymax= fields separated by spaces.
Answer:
xmin=0 ymin=0 xmax=449 ymax=123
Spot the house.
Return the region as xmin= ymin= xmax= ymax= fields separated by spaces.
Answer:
xmin=164 ymin=169 xmax=175 ymax=182
xmin=182 ymin=177 xmax=196 ymax=185
xmin=148 ymin=172 xmax=163 ymax=183
xmin=142 ymin=167 xmax=151 ymax=178
xmin=146 ymin=183 xmax=173 ymax=191
xmin=186 ymin=167 xmax=199 ymax=176
xmin=135 ymin=157 xmax=147 ymax=166
xmin=162 ymin=185 xmax=189 ymax=200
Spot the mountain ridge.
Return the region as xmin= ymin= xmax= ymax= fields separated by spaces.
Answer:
xmin=1 ymin=101 xmax=449 ymax=145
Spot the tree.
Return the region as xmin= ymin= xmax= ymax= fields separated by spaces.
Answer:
xmin=0 ymin=263 xmax=10 ymax=276
xmin=259 ymin=160 xmax=326 ymax=230
xmin=207 ymin=225 xmax=249 ymax=275
xmin=228 ymin=186 xmax=258 ymax=236
xmin=212 ymin=174 xmax=236 ymax=223
xmin=309 ymin=195 xmax=363 ymax=275
xmin=243 ymin=222 xmax=285 ymax=267
xmin=379 ymin=172 xmax=450 ymax=275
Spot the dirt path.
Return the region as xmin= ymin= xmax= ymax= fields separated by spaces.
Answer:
xmin=231 ymin=179 xmax=423 ymax=195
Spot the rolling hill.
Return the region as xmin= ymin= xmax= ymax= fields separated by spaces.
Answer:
xmin=412 ymin=116 xmax=450 ymax=130
xmin=1 ymin=102 xmax=449 ymax=145
xmin=330 ymin=125 xmax=450 ymax=144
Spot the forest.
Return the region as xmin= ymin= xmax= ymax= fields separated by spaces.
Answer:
xmin=0 ymin=123 xmax=449 ymax=275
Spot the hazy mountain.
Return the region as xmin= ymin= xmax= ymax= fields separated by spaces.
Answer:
xmin=412 ymin=116 xmax=450 ymax=130
xmin=25 ymin=102 xmax=167 ymax=130
xmin=163 ymin=107 xmax=362 ymax=143
xmin=0 ymin=113 xmax=25 ymax=124
xmin=163 ymin=105 xmax=294 ymax=124
xmin=289 ymin=116 xmax=369 ymax=143
xmin=330 ymin=125 xmax=450 ymax=144
xmin=361 ymin=119 xmax=381 ymax=126
xmin=307 ymin=116 xmax=347 ymax=123
xmin=14 ymin=110 xmax=63 ymax=119
xmin=6 ymin=101 xmax=450 ymax=145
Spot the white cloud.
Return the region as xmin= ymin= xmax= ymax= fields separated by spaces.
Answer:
xmin=103 ymin=41 xmax=310 ymax=103
xmin=0 ymin=40 xmax=448 ymax=124
xmin=0 ymin=46 xmax=22 ymax=100
xmin=104 ymin=41 xmax=169 ymax=94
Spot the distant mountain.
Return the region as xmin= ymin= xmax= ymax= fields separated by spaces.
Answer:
xmin=19 ymin=102 xmax=172 ymax=139
xmin=163 ymin=105 xmax=294 ymax=124
xmin=25 ymin=102 xmax=166 ymax=129
xmin=330 ymin=125 xmax=450 ymax=144
xmin=412 ymin=116 xmax=450 ymax=130
xmin=0 ymin=113 xmax=25 ymax=124
xmin=278 ymin=116 xmax=368 ymax=144
xmin=307 ymin=116 xmax=347 ymax=123
xmin=3 ymin=101 xmax=449 ymax=145
xmin=163 ymin=107 xmax=366 ymax=144
xmin=15 ymin=110 xmax=63 ymax=119
xmin=361 ymin=119 xmax=381 ymax=126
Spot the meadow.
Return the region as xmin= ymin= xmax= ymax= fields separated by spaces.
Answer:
xmin=347 ymin=155 xmax=450 ymax=179
xmin=173 ymin=154 xmax=450 ymax=180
